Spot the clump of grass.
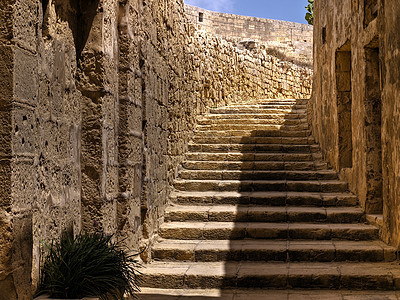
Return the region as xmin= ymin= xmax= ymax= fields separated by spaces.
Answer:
xmin=36 ymin=232 xmax=142 ymax=299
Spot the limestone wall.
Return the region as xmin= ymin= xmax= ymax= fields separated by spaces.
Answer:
xmin=312 ymin=0 xmax=400 ymax=247
xmin=0 ymin=0 xmax=82 ymax=298
xmin=0 ymin=0 xmax=312 ymax=297
xmin=185 ymin=4 xmax=313 ymax=66
xmin=380 ymin=0 xmax=400 ymax=248
xmin=167 ymin=29 xmax=313 ymax=211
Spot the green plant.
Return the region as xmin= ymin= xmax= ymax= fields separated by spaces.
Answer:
xmin=36 ymin=232 xmax=142 ymax=300
xmin=305 ymin=0 xmax=314 ymax=25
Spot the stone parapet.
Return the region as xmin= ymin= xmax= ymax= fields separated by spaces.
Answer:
xmin=185 ymin=4 xmax=313 ymax=66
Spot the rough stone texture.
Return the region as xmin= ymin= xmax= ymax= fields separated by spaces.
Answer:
xmin=311 ymin=0 xmax=400 ymax=247
xmin=380 ymin=0 xmax=400 ymax=247
xmin=0 ymin=0 xmax=38 ymax=298
xmin=0 ymin=0 xmax=312 ymax=297
xmin=185 ymin=4 xmax=313 ymax=66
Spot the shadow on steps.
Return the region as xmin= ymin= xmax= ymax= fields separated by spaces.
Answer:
xmin=140 ymin=99 xmax=396 ymax=298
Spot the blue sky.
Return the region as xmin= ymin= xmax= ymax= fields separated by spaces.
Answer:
xmin=184 ymin=0 xmax=309 ymax=24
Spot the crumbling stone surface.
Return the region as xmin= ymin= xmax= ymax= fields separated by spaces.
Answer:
xmin=0 ymin=0 xmax=312 ymax=297
xmin=311 ymin=0 xmax=400 ymax=247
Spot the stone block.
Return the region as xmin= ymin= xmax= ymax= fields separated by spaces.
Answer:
xmin=288 ymin=264 xmax=339 ymax=289
xmin=236 ymin=264 xmax=288 ymax=288
xmin=13 ymin=0 xmax=38 ymax=52
xmin=11 ymin=159 xmax=35 ymax=211
xmin=14 ymin=47 xmax=37 ymax=104
xmin=10 ymin=213 xmax=33 ymax=300
xmin=0 ymin=111 xmax=11 ymax=158
xmin=185 ymin=263 xmax=235 ymax=288
xmin=0 ymin=46 xmax=14 ymax=109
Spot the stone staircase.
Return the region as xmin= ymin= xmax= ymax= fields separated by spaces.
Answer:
xmin=141 ymin=99 xmax=399 ymax=298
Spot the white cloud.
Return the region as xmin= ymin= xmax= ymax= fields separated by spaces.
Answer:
xmin=184 ymin=0 xmax=234 ymax=12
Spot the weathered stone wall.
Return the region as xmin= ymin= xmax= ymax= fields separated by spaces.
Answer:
xmin=380 ymin=0 xmax=400 ymax=248
xmin=185 ymin=4 xmax=313 ymax=66
xmin=0 ymin=0 xmax=82 ymax=298
xmin=167 ymin=29 xmax=313 ymax=217
xmin=312 ymin=0 xmax=400 ymax=247
xmin=312 ymin=0 xmax=367 ymax=213
xmin=136 ymin=0 xmax=312 ymax=261
xmin=0 ymin=0 xmax=312 ymax=297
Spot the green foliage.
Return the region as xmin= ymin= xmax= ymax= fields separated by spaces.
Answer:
xmin=305 ymin=0 xmax=314 ymax=25
xmin=36 ymin=232 xmax=142 ymax=300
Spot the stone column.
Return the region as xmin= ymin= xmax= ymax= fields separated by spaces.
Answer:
xmin=78 ymin=0 xmax=120 ymax=234
xmin=116 ymin=0 xmax=143 ymax=248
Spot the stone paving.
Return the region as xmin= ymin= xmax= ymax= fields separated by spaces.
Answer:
xmin=140 ymin=288 xmax=400 ymax=299
xmin=140 ymin=99 xmax=399 ymax=298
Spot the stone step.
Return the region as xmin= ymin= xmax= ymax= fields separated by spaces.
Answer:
xmin=150 ymin=100 xmax=396 ymax=294
xmin=184 ymin=152 xmax=314 ymax=162
xmin=210 ymin=104 xmax=307 ymax=109
xmin=152 ymin=239 xmax=396 ymax=262
xmin=197 ymin=124 xmax=309 ymax=131
xmin=223 ymin=101 xmax=307 ymax=105
xmin=245 ymin=99 xmax=309 ymax=105
xmin=223 ymin=104 xmax=307 ymax=110
xmin=192 ymin=136 xmax=315 ymax=145
xmin=160 ymin=222 xmax=378 ymax=240
xmin=139 ymin=288 xmax=400 ymax=299
xmin=142 ymin=261 xmax=400 ymax=290
xmin=188 ymin=143 xmax=320 ymax=153
xmin=171 ymin=191 xmax=358 ymax=207
xmin=182 ymin=161 xmax=328 ymax=171
xmin=164 ymin=205 xmax=364 ymax=223
xmin=205 ymin=113 xmax=307 ymax=120
xmin=209 ymin=108 xmax=307 ymax=115
xmin=179 ymin=170 xmax=338 ymax=181
xmin=197 ymin=118 xmax=307 ymax=125
xmin=230 ymin=100 xmax=302 ymax=103
xmin=194 ymin=129 xmax=312 ymax=138
xmin=174 ymin=180 xmax=348 ymax=193
xmin=249 ymin=99 xmax=306 ymax=102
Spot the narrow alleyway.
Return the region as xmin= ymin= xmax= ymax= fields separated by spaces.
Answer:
xmin=140 ymin=99 xmax=400 ymax=299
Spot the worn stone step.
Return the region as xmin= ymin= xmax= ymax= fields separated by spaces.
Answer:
xmin=142 ymin=261 xmax=400 ymax=290
xmin=182 ymin=161 xmax=328 ymax=171
xmin=246 ymin=99 xmax=300 ymax=102
xmin=174 ymin=180 xmax=348 ymax=193
xmin=152 ymin=239 xmax=396 ymax=262
xmin=179 ymin=170 xmax=338 ymax=181
xmin=139 ymin=288 xmax=400 ymax=299
xmin=198 ymin=119 xmax=308 ymax=126
xmin=194 ymin=129 xmax=311 ymax=138
xmin=197 ymin=118 xmax=307 ymax=126
xmin=192 ymin=136 xmax=315 ymax=145
xmin=209 ymin=108 xmax=307 ymax=115
xmin=205 ymin=113 xmax=307 ymax=120
xmin=171 ymin=191 xmax=358 ymax=207
xmin=164 ymin=205 xmax=364 ymax=223
xmin=160 ymin=222 xmax=378 ymax=240
xmin=224 ymin=104 xmax=307 ymax=110
xmin=210 ymin=105 xmax=307 ymax=110
xmin=188 ymin=143 xmax=320 ymax=153
xmin=222 ymin=102 xmax=307 ymax=107
xmin=184 ymin=153 xmax=314 ymax=162
xmin=245 ymin=99 xmax=309 ymax=105
xmin=197 ymin=124 xmax=309 ymax=131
